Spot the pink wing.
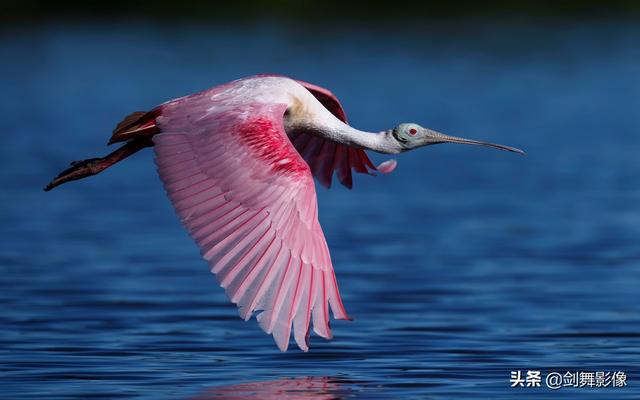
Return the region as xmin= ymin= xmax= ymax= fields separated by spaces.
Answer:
xmin=295 ymin=80 xmax=396 ymax=188
xmin=153 ymin=94 xmax=349 ymax=351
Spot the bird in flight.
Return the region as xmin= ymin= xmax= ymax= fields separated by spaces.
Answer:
xmin=45 ymin=75 xmax=524 ymax=351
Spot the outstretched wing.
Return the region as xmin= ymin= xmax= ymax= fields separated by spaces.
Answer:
xmin=295 ymin=80 xmax=396 ymax=189
xmin=153 ymin=95 xmax=349 ymax=351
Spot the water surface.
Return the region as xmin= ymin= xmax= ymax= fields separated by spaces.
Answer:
xmin=1 ymin=19 xmax=639 ymax=399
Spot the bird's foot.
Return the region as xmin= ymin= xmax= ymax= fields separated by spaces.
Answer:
xmin=44 ymin=158 xmax=105 ymax=191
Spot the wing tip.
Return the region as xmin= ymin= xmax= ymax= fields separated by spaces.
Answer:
xmin=376 ymin=159 xmax=397 ymax=174
xmin=275 ymin=336 xmax=290 ymax=352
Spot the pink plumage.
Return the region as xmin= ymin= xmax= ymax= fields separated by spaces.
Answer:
xmin=151 ymin=76 xmax=389 ymax=351
xmin=45 ymin=74 xmax=521 ymax=352
xmin=291 ymin=79 xmax=385 ymax=188
xmin=191 ymin=376 xmax=341 ymax=400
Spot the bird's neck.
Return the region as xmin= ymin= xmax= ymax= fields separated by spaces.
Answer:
xmin=285 ymin=108 xmax=401 ymax=154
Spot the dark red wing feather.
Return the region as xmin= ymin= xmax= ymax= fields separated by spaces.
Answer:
xmin=295 ymin=80 xmax=379 ymax=189
xmin=108 ymin=109 xmax=160 ymax=145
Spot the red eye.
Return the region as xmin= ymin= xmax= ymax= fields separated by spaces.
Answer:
xmin=409 ymin=128 xmax=417 ymax=136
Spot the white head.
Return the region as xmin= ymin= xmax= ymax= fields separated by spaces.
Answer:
xmin=386 ymin=123 xmax=525 ymax=154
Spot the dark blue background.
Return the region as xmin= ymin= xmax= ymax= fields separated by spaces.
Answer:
xmin=1 ymin=18 xmax=639 ymax=399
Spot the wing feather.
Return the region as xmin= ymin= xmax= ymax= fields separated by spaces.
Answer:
xmin=294 ymin=80 xmax=395 ymax=188
xmin=153 ymin=95 xmax=349 ymax=351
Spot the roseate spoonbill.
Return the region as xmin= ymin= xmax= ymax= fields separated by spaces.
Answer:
xmin=45 ymin=75 xmax=524 ymax=351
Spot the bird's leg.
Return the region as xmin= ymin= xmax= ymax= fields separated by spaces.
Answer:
xmin=44 ymin=138 xmax=152 ymax=191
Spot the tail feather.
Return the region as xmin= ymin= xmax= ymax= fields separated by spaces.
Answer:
xmin=113 ymin=111 xmax=147 ymax=135
xmin=108 ymin=109 xmax=160 ymax=145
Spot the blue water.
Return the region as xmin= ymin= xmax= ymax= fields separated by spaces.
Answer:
xmin=1 ymin=19 xmax=639 ymax=399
